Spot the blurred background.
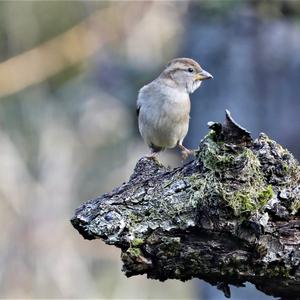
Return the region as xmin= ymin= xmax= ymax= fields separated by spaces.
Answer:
xmin=0 ymin=1 xmax=299 ymax=299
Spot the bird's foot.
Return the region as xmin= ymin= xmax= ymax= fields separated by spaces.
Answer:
xmin=146 ymin=152 xmax=160 ymax=161
xmin=178 ymin=145 xmax=194 ymax=160
xmin=181 ymin=148 xmax=194 ymax=160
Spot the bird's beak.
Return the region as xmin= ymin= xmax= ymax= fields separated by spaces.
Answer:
xmin=195 ymin=69 xmax=213 ymax=81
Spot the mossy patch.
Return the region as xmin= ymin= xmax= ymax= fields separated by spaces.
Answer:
xmin=132 ymin=238 xmax=144 ymax=247
xmin=291 ymin=200 xmax=300 ymax=215
xmin=258 ymin=185 xmax=274 ymax=206
xmin=127 ymin=247 xmax=141 ymax=257
xmin=254 ymin=133 xmax=300 ymax=214
xmin=190 ymin=133 xmax=274 ymax=216
xmin=128 ymin=212 xmax=141 ymax=225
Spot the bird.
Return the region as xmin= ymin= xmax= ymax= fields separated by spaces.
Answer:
xmin=137 ymin=57 xmax=213 ymax=160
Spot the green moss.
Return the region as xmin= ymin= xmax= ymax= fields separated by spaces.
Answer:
xmin=198 ymin=134 xmax=235 ymax=171
xmin=206 ymin=129 xmax=217 ymax=142
xmin=127 ymin=212 xmax=141 ymax=224
xmin=228 ymin=192 xmax=256 ymax=213
xmin=132 ymin=238 xmax=144 ymax=247
xmin=291 ymin=199 xmax=300 ymax=215
xmin=127 ymin=247 xmax=141 ymax=257
xmin=257 ymin=133 xmax=300 ymax=214
xmin=225 ymin=185 xmax=273 ymax=215
xmin=258 ymin=185 xmax=274 ymax=205
xmin=191 ymin=135 xmax=275 ymax=216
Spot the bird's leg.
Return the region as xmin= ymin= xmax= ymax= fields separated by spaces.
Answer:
xmin=146 ymin=150 xmax=160 ymax=161
xmin=177 ymin=143 xmax=194 ymax=160
xmin=145 ymin=144 xmax=163 ymax=161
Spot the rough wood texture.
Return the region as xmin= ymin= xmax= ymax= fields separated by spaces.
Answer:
xmin=71 ymin=111 xmax=300 ymax=299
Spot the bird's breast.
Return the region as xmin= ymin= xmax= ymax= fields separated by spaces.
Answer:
xmin=138 ymin=84 xmax=191 ymax=148
xmin=161 ymin=92 xmax=190 ymax=124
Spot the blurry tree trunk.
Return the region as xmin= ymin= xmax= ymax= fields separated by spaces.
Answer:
xmin=71 ymin=111 xmax=300 ymax=300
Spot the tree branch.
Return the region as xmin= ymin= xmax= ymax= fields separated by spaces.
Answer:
xmin=71 ymin=111 xmax=300 ymax=299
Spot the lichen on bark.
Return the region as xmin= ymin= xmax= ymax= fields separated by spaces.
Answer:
xmin=193 ymin=132 xmax=274 ymax=216
xmin=71 ymin=110 xmax=300 ymax=299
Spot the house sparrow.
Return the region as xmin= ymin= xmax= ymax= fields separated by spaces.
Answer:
xmin=137 ymin=57 xmax=213 ymax=159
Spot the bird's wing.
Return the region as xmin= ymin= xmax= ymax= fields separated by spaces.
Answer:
xmin=136 ymin=82 xmax=154 ymax=118
xmin=137 ymin=86 xmax=146 ymax=118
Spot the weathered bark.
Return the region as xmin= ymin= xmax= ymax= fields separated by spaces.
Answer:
xmin=71 ymin=111 xmax=300 ymax=299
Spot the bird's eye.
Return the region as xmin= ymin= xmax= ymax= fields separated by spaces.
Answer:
xmin=187 ymin=67 xmax=194 ymax=73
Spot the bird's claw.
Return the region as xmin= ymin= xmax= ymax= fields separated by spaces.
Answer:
xmin=181 ymin=148 xmax=194 ymax=160
xmin=146 ymin=152 xmax=160 ymax=162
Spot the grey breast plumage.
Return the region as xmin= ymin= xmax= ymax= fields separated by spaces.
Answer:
xmin=137 ymin=78 xmax=190 ymax=152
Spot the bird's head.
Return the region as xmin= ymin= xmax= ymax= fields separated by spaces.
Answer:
xmin=161 ymin=57 xmax=213 ymax=94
